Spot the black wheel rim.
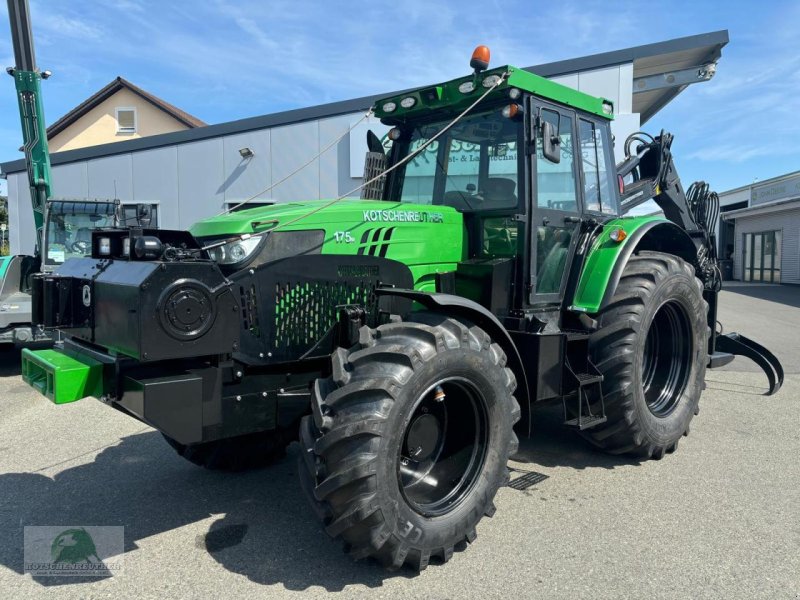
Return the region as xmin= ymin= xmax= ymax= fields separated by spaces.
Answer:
xmin=397 ymin=377 xmax=489 ymax=517
xmin=641 ymin=300 xmax=693 ymax=417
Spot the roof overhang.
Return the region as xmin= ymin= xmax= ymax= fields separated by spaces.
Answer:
xmin=1 ymin=30 xmax=728 ymax=175
xmin=723 ymin=197 xmax=800 ymax=220
xmin=530 ymin=30 xmax=728 ymax=124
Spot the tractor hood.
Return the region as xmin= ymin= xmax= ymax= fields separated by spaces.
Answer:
xmin=190 ymin=198 xmax=462 ymax=237
xmin=190 ymin=199 xmax=465 ymax=293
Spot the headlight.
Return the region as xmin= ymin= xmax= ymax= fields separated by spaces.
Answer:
xmin=382 ymin=101 xmax=397 ymax=113
xmin=206 ymin=234 xmax=264 ymax=265
xmin=400 ymin=96 xmax=416 ymax=108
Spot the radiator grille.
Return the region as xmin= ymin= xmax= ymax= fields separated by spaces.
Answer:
xmin=273 ymin=280 xmax=376 ymax=349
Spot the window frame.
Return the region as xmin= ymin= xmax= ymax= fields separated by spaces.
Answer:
xmin=578 ymin=116 xmax=618 ymax=216
xmin=120 ymin=202 xmax=159 ymax=227
xmin=528 ymin=98 xmax=583 ymax=305
xmin=115 ymin=107 xmax=138 ymax=134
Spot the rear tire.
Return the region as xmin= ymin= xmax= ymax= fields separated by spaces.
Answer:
xmin=163 ymin=425 xmax=298 ymax=471
xmin=585 ymin=251 xmax=708 ymax=458
xmin=298 ymin=313 xmax=519 ymax=570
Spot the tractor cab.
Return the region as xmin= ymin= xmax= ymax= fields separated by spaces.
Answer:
xmin=372 ymin=60 xmax=620 ymax=315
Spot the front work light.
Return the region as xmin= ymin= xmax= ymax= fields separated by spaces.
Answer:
xmin=458 ymin=81 xmax=475 ymax=94
xmin=98 ymin=237 xmax=111 ymax=256
xmin=482 ymin=74 xmax=501 ymax=88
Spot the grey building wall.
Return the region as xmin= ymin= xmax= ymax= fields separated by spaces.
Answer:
xmin=5 ymin=64 xmax=639 ymax=256
xmin=732 ymin=205 xmax=800 ymax=285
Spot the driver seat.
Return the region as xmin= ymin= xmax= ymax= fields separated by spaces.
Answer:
xmin=482 ymin=178 xmax=517 ymax=205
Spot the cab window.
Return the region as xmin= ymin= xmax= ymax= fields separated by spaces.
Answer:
xmin=579 ymin=119 xmax=617 ymax=214
xmin=396 ymin=109 xmax=520 ymax=211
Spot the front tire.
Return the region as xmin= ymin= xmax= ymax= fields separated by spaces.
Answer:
xmin=298 ymin=313 xmax=519 ymax=570
xmin=585 ymin=251 xmax=708 ymax=458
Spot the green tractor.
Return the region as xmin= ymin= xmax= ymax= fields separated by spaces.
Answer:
xmin=21 ymin=46 xmax=782 ymax=571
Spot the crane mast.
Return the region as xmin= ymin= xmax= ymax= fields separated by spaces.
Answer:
xmin=6 ymin=0 xmax=51 ymax=255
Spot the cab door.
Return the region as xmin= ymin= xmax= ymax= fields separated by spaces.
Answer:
xmin=528 ymin=102 xmax=582 ymax=304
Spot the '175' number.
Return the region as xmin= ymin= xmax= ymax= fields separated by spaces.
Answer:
xmin=333 ymin=231 xmax=354 ymax=243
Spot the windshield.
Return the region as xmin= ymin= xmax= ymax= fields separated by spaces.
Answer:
xmin=45 ymin=208 xmax=116 ymax=265
xmin=395 ymin=109 xmax=521 ymax=211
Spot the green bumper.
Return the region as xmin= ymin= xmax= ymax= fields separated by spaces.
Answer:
xmin=21 ymin=348 xmax=104 ymax=404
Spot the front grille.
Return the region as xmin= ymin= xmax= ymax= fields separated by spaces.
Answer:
xmin=273 ymin=280 xmax=376 ymax=350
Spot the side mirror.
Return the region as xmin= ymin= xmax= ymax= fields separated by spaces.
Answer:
xmin=541 ymin=120 xmax=561 ymax=164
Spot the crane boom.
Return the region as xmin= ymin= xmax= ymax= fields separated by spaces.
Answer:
xmin=6 ymin=0 xmax=51 ymax=255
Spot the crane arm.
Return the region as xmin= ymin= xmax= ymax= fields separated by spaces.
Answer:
xmin=6 ymin=0 xmax=51 ymax=255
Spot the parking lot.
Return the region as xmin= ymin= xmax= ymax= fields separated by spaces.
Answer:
xmin=1 ymin=284 xmax=798 ymax=599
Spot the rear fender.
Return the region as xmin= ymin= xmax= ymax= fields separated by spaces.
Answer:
xmin=572 ymin=217 xmax=697 ymax=314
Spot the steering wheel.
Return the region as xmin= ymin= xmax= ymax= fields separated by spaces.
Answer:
xmin=68 ymin=240 xmax=91 ymax=254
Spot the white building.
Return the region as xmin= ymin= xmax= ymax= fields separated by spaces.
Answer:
xmin=719 ymin=170 xmax=800 ymax=285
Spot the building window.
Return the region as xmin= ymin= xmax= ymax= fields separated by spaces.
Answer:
xmin=116 ymin=107 xmax=137 ymax=133
xmin=742 ymin=230 xmax=781 ymax=283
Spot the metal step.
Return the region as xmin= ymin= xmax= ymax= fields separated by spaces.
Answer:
xmin=563 ymin=414 xmax=607 ymax=430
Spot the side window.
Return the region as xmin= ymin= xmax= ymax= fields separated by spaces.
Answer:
xmin=536 ymin=109 xmax=578 ymax=211
xmin=122 ymin=203 xmax=158 ymax=227
xmin=579 ymin=119 xmax=616 ymax=214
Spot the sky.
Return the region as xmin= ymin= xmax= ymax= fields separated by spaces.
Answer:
xmin=0 ymin=0 xmax=798 ymax=199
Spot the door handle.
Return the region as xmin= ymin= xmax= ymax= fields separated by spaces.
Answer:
xmin=563 ymin=216 xmax=581 ymax=224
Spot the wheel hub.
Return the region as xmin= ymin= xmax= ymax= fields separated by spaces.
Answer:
xmin=405 ymin=413 xmax=441 ymax=461
xmin=397 ymin=378 xmax=489 ymax=517
xmin=641 ymin=299 xmax=693 ymax=417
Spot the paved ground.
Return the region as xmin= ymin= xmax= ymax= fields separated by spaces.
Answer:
xmin=0 ymin=284 xmax=798 ymax=599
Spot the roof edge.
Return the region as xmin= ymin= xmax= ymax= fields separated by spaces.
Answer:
xmin=45 ymin=76 xmax=206 ymax=140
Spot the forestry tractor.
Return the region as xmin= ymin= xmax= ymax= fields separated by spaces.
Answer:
xmin=12 ymin=7 xmax=782 ymax=570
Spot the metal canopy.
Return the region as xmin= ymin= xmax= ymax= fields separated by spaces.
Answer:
xmin=632 ymin=39 xmax=726 ymax=123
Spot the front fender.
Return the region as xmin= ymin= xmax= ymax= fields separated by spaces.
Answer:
xmin=571 ymin=216 xmax=697 ymax=314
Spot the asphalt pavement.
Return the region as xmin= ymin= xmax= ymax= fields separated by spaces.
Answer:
xmin=0 ymin=283 xmax=797 ymax=599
